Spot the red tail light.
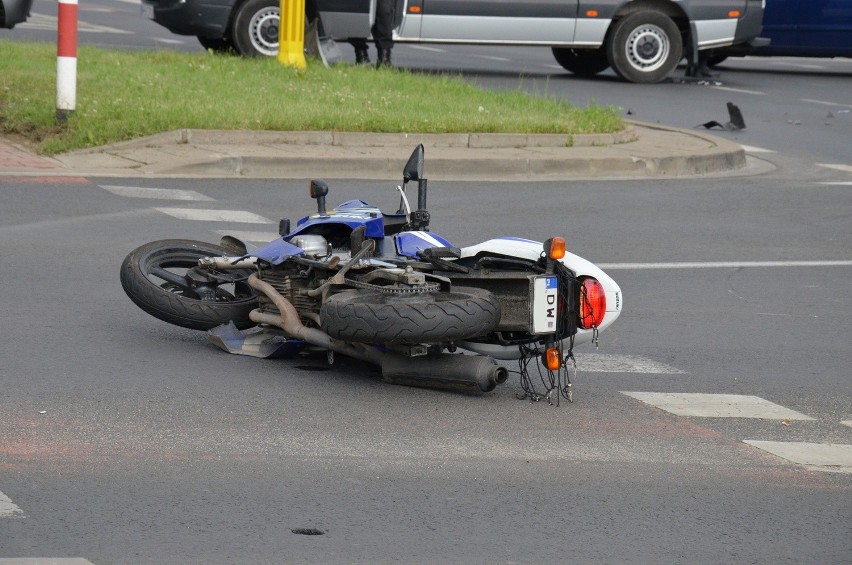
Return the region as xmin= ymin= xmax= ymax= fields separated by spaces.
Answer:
xmin=579 ymin=277 xmax=606 ymax=329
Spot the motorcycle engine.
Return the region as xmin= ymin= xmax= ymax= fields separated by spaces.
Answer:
xmin=290 ymin=234 xmax=330 ymax=258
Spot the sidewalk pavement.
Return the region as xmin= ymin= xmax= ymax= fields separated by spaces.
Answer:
xmin=0 ymin=120 xmax=746 ymax=181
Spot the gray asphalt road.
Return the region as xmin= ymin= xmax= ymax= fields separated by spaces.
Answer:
xmin=0 ymin=171 xmax=850 ymax=563
xmin=2 ymin=5 xmax=851 ymax=562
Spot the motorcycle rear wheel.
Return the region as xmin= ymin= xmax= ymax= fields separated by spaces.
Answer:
xmin=120 ymin=239 xmax=258 ymax=331
xmin=320 ymin=287 xmax=501 ymax=344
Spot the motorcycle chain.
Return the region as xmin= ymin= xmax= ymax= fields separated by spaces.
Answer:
xmin=342 ymin=278 xmax=440 ymax=295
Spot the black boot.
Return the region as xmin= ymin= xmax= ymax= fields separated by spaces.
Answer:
xmin=376 ymin=48 xmax=392 ymax=69
xmin=355 ymin=46 xmax=370 ymax=65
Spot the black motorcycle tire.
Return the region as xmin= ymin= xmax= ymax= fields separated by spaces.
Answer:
xmin=120 ymin=239 xmax=258 ymax=331
xmin=320 ymin=287 xmax=501 ymax=344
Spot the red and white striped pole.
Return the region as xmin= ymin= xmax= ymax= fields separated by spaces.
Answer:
xmin=56 ymin=0 xmax=78 ymax=124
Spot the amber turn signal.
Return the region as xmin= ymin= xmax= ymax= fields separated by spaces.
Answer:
xmin=545 ymin=348 xmax=561 ymax=371
xmin=547 ymin=237 xmax=566 ymax=260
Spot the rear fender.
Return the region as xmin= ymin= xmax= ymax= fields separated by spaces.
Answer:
xmin=459 ymin=237 xmax=622 ymax=345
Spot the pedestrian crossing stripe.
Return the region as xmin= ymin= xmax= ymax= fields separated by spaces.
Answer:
xmin=620 ymin=392 xmax=816 ymax=420
xmin=577 ymin=354 xmax=685 ymax=374
xmin=100 ymin=185 xmax=214 ymax=201
xmin=0 ymin=490 xmax=23 ymax=518
xmin=20 ymin=13 xmax=132 ymax=34
xmin=743 ymin=441 xmax=852 ymax=474
xmin=154 ymin=208 xmax=273 ymax=224
xmin=817 ymin=163 xmax=852 ymax=173
xmin=215 ymin=230 xmax=280 ymax=244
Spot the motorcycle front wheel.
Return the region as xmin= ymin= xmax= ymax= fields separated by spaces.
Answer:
xmin=321 ymin=287 xmax=501 ymax=344
xmin=120 ymin=239 xmax=258 ymax=331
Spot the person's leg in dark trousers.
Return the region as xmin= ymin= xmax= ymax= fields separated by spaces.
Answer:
xmin=348 ymin=37 xmax=370 ymax=64
xmin=373 ymin=0 xmax=396 ymax=67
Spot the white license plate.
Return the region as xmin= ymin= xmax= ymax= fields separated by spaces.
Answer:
xmin=531 ymin=275 xmax=558 ymax=334
xmin=141 ymin=3 xmax=154 ymax=19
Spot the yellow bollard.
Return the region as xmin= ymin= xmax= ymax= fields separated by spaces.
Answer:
xmin=278 ymin=0 xmax=307 ymax=69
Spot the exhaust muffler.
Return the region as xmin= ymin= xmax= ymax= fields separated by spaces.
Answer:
xmin=379 ymin=353 xmax=508 ymax=393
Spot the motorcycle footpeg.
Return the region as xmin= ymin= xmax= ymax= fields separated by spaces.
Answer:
xmin=417 ymin=247 xmax=468 ymax=274
xmin=418 ymin=246 xmax=461 ymax=259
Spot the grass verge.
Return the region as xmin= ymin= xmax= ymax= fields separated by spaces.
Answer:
xmin=0 ymin=40 xmax=623 ymax=155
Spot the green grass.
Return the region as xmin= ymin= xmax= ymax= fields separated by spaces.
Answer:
xmin=0 ymin=40 xmax=623 ymax=155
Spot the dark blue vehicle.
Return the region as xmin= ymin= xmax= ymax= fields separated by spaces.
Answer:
xmin=716 ymin=0 xmax=852 ymax=59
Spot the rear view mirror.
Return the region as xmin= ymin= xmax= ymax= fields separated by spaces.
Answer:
xmin=403 ymin=144 xmax=424 ymax=183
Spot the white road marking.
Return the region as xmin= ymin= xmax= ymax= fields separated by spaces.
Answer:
xmin=576 ymin=354 xmax=685 ymax=374
xmin=801 ymin=98 xmax=852 ymax=108
xmin=841 ymin=420 xmax=852 ymax=428
xmin=598 ymin=260 xmax=852 ymax=270
xmin=478 ymin=55 xmax=511 ymax=62
xmin=772 ymin=61 xmax=825 ymax=69
xmin=20 ymin=13 xmax=132 ymax=34
xmin=743 ymin=441 xmax=852 ymax=474
xmin=154 ymin=208 xmax=273 ymax=224
xmin=739 ymin=144 xmax=775 ymax=154
xmin=215 ymin=230 xmax=279 ymax=243
xmin=817 ymin=164 xmax=852 ymax=173
xmin=711 ymin=86 xmax=766 ymax=96
xmin=621 ymin=392 xmax=816 ymax=420
xmin=154 ymin=38 xmax=187 ymax=45
xmin=406 ymin=45 xmax=446 ymax=53
xmin=0 ymin=557 xmax=94 ymax=565
xmin=817 ymin=181 xmax=852 ymax=186
xmin=0 ymin=490 xmax=23 ymax=518
xmin=101 ymin=185 xmax=214 ymax=201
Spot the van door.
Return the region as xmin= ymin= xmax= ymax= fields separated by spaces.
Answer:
xmin=417 ymin=0 xmax=579 ymax=44
xmin=317 ymin=0 xmax=373 ymax=39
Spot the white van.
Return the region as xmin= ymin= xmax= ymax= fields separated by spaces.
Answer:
xmin=143 ymin=0 xmax=766 ymax=83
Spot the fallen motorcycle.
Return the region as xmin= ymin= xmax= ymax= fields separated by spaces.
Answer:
xmin=120 ymin=145 xmax=622 ymax=402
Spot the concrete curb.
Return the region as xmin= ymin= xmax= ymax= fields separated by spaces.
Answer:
xmin=3 ymin=121 xmax=747 ymax=181
xmin=67 ymin=126 xmax=639 ymax=152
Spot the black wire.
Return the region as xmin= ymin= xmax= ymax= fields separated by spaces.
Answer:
xmin=514 ymin=262 xmax=579 ymax=405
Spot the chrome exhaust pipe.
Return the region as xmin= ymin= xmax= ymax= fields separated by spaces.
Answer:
xmin=247 ymin=274 xmax=383 ymax=365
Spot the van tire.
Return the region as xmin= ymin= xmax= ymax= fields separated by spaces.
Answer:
xmin=606 ymin=11 xmax=682 ymax=83
xmin=232 ymin=0 xmax=280 ymax=57
xmin=551 ymin=48 xmax=610 ymax=77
